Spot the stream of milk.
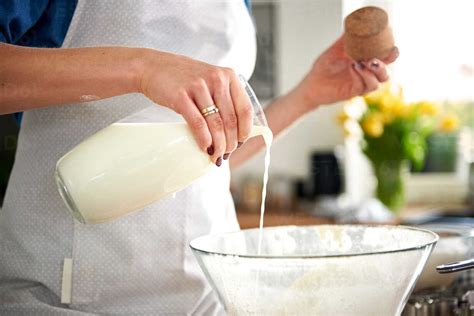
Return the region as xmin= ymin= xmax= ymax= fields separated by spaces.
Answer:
xmin=256 ymin=127 xmax=273 ymax=254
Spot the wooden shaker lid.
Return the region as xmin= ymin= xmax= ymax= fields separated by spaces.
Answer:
xmin=344 ymin=6 xmax=395 ymax=61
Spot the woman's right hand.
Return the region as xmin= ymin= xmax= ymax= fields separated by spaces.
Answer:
xmin=139 ymin=49 xmax=254 ymax=166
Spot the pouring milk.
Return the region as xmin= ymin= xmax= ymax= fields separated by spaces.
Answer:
xmin=56 ymin=77 xmax=273 ymax=226
xmin=56 ymin=122 xmax=272 ymax=224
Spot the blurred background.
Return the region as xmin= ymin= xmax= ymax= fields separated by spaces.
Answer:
xmin=231 ymin=0 xmax=474 ymax=227
xmin=236 ymin=3 xmax=474 ymax=309
xmin=1 ymin=0 xmax=473 ymax=226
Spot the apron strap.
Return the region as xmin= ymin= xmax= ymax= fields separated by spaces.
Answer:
xmin=61 ymin=258 xmax=73 ymax=304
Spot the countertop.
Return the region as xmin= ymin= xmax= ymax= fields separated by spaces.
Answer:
xmin=237 ymin=209 xmax=332 ymax=229
xmin=236 ymin=203 xmax=470 ymax=229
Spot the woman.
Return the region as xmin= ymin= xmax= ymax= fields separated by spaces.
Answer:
xmin=0 ymin=0 xmax=397 ymax=314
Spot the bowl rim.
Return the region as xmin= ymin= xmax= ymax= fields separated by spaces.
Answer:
xmin=189 ymin=224 xmax=439 ymax=259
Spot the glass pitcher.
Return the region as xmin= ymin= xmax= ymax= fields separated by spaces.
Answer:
xmin=55 ymin=77 xmax=271 ymax=224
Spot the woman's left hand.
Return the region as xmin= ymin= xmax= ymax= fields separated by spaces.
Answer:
xmin=296 ymin=35 xmax=399 ymax=111
xmin=230 ymin=36 xmax=399 ymax=168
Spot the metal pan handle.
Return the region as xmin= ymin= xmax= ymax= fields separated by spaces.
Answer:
xmin=436 ymin=258 xmax=474 ymax=274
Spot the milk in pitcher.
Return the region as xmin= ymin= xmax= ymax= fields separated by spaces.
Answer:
xmin=56 ymin=122 xmax=272 ymax=224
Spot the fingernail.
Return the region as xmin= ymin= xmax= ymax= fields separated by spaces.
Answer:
xmin=356 ymin=61 xmax=365 ymax=70
xmin=207 ymin=145 xmax=214 ymax=156
xmin=237 ymin=142 xmax=243 ymax=148
xmin=223 ymin=153 xmax=230 ymax=160
xmin=216 ymin=157 xmax=223 ymax=167
xmin=370 ymin=60 xmax=380 ymax=69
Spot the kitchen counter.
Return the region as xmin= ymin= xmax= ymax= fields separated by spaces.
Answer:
xmin=237 ymin=208 xmax=332 ymax=229
xmin=236 ymin=203 xmax=470 ymax=229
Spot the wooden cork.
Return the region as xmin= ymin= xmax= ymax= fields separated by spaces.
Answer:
xmin=344 ymin=6 xmax=394 ymax=61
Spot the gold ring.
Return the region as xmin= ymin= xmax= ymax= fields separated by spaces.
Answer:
xmin=201 ymin=105 xmax=219 ymax=117
xmin=202 ymin=108 xmax=219 ymax=118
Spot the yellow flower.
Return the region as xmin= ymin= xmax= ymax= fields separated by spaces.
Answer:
xmin=391 ymin=101 xmax=412 ymax=118
xmin=377 ymin=96 xmax=392 ymax=114
xmin=342 ymin=120 xmax=362 ymax=138
xmin=364 ymin=90 xmax=382 ymax=106
xmin=439 ymin=113 xmax=459 ymax=132
xmin=364 ymin=83 xmax=408 ymax=121
xmin=362 ymin=113 xmax=384 ymax=137
xmin=416 ymin=101 xmax=440 ymax=116
xmin=363 ymin=82 xmax=391 ymax=105
xmin=342 ymin=124 xmax=353 ymax=137
xmin=380 ymin=110 xmax=394 ymax=124
xmin=337 ymin=111 xmax=350 ymax=125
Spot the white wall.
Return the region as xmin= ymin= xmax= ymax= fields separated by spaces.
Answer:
xmin=232 ymin=0 xmax=345 ymax=183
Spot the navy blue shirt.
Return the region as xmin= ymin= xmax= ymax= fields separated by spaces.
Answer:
xmin=0 ymin=0 xmax=77 ymax=47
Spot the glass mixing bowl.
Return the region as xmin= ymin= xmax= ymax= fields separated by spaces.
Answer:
xmin=190 ymin=225 xmax=438 ymax=315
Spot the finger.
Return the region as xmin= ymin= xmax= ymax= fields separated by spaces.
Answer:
xmin=229 ymin=71 xmax=253 ymax=144
xmin=192 ymin=80 xmax=226 ymax=165
xmin=178 ymin=94 xmax=212 ymax=153
xmin=213 ymin=79 xmax=238 ymax=158
xmin=349 ymin=63 xmax=366 ymax=95
xmin=330 ymin=34 xmax=345 ymax=54
xmin=353 ymin=62 xmax=380 ymax=94
xmin=382 ymin=46 xmax=399 ymax=64
xmin=366 ymin=58 xmax=390 ymax=82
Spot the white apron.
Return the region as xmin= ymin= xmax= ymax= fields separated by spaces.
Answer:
xmin=0 ymin=1 xmax=256 ymax=315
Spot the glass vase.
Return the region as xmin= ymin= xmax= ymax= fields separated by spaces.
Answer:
xmin=373 ymin=160 xmax=409 ymax=212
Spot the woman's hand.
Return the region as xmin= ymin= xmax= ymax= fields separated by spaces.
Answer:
xmin=0 ymin=44 xmax=253 ymax=164
xmin=230 ymin=36 xmax=399 ymax=169
xmin=296 ymin=36 xmax=399 ymax=111
xmin=0 ymin=44 xmax=252 ymax=166
xmin=140 ymin=50 xmax=253 ymax=166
